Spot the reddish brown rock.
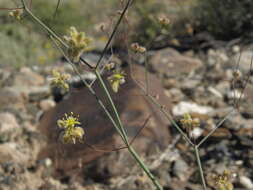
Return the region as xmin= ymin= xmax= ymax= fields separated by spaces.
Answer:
xmin=38 ymin=64 xmax=171 ymax=179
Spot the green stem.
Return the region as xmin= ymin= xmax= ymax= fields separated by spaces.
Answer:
xmin=21 ymin=0 xmax=67 ymax=47
xmin=95 ymin=0 xmax=133 ymax=70
xmin=129 ymin=75 xmax=194 ymax=146
xmin=144 ymin=51 xmax=149 ymax=94
xmin=95 ymin=71 xmax=163 ymax=190
xmin=194 ymin=145 xmax=207 ymax=190
xmin=49 ymin=36 xmax=127 ymax=144
xmin=20 ymin=0 xmax=92 ymax=68
xmin=128 ymin=146 xmax=163 ymax=190
xmin=147 ymin=93 xmax=194 ymax=146
xmin=197 ymin=109 xmax=235 ymax=148
xmin=21 ymin=0 xmax=162 ymax=188
xmin=95 ymin=70 xmax=129 ymax=145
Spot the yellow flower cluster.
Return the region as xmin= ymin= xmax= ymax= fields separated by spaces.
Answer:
xmin=64 ymin=26 xmax=92 ymax=62
xmin=57 ymin=112 xmax=84 ymax=144
xmin=180 ymin=113 xmax=200 ymax=138
xmin=108 ymin=70 xmax=126 ymax=93
xmin=213 ymin=170 xmax=233 ymax=190
xmin=180 ymin=113 xmax=200 ymax=129
xmin=50 ymin=70 xmax=71 ymax=91
xmin=158 ymin=16 xmax=170 ymax=27
xmin=9 ymin=9 xmax=23 ymax=20
xmin=130 ymin=43 xmax=146 ymax=53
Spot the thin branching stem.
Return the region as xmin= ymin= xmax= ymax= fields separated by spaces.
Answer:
xmin=95 ymin=71 xmax=129 ymax=144
xmin=197 ymin=109 xmax=235 ymax=148
xmin=51 ymin=36 xmax=163 ymax=190
xmin=49 ymin=36 xmax=127 ymax=145
xmin=194 ymin=145 xmax=207 ymax=190
xmin=128 ymin=54 xmax=194 ymax=146
xmin=95 ymin=0 xmax=133 ymax=70
xmin=21 ymin=0 xmax=67 ymax=47
xmin=128 ymin=146 xmax=163 ymax=190
xmin=96 ymin=61 xmax=164 ymax=190
xmin=20 ymin=0 xmax=92 ymax=68
xmin=130 ymin=76 xmax=194 ymax=146
xmin=236 ymin=54 xmax=253 ymax=108
xmin=18 ymin=0 xmax=165 ymax=189
xmin=53 ymin=0 xmax=61 ymax=19
xmin=144 ymin=51 xmax=149 ymax=94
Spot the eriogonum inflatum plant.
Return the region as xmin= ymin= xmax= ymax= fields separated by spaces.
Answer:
xmin=9 ymin=9 xmax=23 ymax=20
xmin=57 ymin=112 xmax=84 ymax=144
xmin=108 ymin=70 xmax=126 ymax=93
xmin=158 ymin=16 xmax=170 ymax=27
xmin=180 ymin=113 xmax=200 ymax=138
xmin=130 ymin=43 xmax=146 ymax=53
xmin=50 ymin=70 xmax=71 ymax=91
xmin=213 ymin=170 xmax=234 ymax=190
xmin=63 ymin=26 xmax=92 ymax=62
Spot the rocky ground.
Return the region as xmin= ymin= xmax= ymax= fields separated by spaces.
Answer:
xmin=0 ymin=44 xmax=253 ymax=190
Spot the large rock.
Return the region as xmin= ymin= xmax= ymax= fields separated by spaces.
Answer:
xmin=38 ymin=64 xmax=171 ymax=180
xmin=13 ymin=67 xmax=45 ymax=87
xmin=148 ymin=48 xmax=202 ymax=77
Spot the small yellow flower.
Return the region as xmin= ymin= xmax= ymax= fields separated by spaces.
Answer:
xmin=64 ymin=26 xmax=92 ymax=62
xmin=50 ymin=70 xmax=71 ymax=91
xmin=57 ymin=112 xmax=84 ymax=144
xmin=213 ymin=170 xmax=234 ymax=190
xmin=9 ymin=9 xmax=23 ymax=20
xmin=180 ymin=113 xmax=200 ymax=138
xmin=108 ymin=70 xmax=126 ymax=93
xmin=158 ymin=16 xmax=170 ymax=27
xmin=130 ymin=43 xmax=146 ymax=53
xmin=180 ymin=113 xmax=200 ymax=129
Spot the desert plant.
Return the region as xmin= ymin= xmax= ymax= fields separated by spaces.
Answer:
xmin=2 ymin=0 xmax=249 ymax=190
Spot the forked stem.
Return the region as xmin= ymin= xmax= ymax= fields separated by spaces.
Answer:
xmin=95 ymin=70 xmax=163 ymax=190
xmin=19 ymin=0 xmax=162 ymax=189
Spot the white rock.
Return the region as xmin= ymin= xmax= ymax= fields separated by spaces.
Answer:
xmin=190 ymin=127 xmax=203 ymax=139
xmin=239 ymin=176 xmax=253 ymax=189
xmin=226 ymin=89 xmax=244 ymax=100
xmin=172 ymin=101 xmax=214 ymax=116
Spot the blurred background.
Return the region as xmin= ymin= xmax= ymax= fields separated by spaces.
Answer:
xmin=1 ymin=0 xmax=253 ymax=69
